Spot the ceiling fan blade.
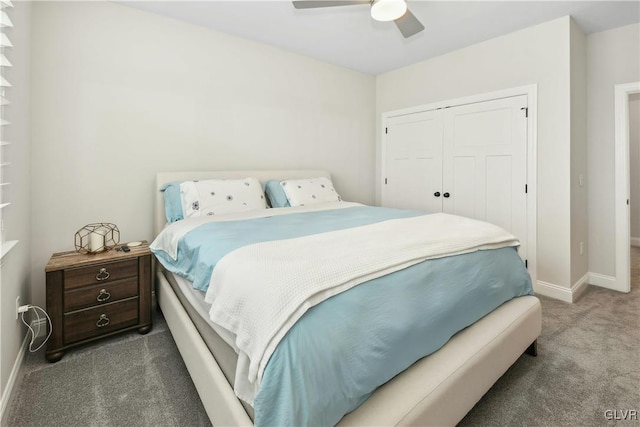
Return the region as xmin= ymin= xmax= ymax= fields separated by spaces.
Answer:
xmin=394 ymin=9 xmax=425 ymax=38
xmin=292 ymin=1 xmax=370 ymax=9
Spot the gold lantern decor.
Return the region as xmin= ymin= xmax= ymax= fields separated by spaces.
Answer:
xmin=74 ymin=223 xmax=120 ymax=254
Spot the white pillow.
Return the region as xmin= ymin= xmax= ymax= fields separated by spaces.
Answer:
xmin=180 ymin=177 xmax=267 ymax=218
xmin=280 ymin=177 xmax=341 ymax=207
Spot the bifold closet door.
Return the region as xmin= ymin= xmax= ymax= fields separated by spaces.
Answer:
xmin=383 ymin=110 xmax=443 ymax=212
xmin=442 ymin=95 xmax=528 ymax=259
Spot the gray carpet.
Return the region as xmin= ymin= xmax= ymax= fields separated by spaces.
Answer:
xmin=5 ymin=314 xmax=212 ymax=427
xmin=6 ymin=252 xmax=640 ymax=426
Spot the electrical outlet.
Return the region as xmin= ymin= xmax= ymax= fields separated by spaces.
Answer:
xmin=15 ymin=296 xmax=20 ymax=320
xmin=580 ymin=241 xmax=584 ymax=256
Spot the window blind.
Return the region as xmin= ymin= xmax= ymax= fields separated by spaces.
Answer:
xmin=0 ymin=0 xmax=13 ymax=256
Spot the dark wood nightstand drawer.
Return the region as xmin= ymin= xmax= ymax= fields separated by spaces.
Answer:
xmin=46 ymin=243 xmax=152 ymax=362
xmin=64 ymin=297 xmax=139 ymax=344
xmin=64 ymin=278 xmax=139 ymax=312
xmin=64 ymin=259 xmax=138 ymax=290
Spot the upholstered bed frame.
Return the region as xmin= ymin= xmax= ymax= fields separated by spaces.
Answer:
xmin=153 ymin=170 xmax=542 ymax=426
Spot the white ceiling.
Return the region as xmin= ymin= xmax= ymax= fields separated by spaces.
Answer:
xmin=120 ymin=1 xmax=640 ymax=75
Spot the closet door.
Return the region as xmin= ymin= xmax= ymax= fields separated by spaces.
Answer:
xmin=441 ymin=95 xmax=528 ymax=258
xmin=382 ymin=110 xmax=443 ymax=212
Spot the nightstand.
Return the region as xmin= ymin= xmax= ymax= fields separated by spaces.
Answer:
xmin=44 ymin=242 xmax=152 ymax=362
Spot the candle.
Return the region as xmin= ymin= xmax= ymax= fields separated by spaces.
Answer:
xmin=88 ymin=228 xmax=106 ymax=252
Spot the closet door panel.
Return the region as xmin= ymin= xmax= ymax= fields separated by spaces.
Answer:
xmin=486 ymin=155 xmax=513 ymax=232
xmin=386 ymin=158 xmax=434 ymax=211
xmin=383 ymin=110 xmax=443 ymax=212
xmin=442 ymin=95 xmax=528 ymax=259
xmin=450 ymin=156 xmax=480 ymax=219
xmin=452 ymin=107 xmax=513 ymax=147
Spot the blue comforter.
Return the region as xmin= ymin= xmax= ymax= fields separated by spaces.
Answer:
xmin=151 ymin=206 xmax=533 ymax=426
xmin=255 ymin=246 xmax=531 ymax=426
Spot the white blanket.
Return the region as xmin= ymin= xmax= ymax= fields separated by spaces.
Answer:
xmin=203 ymin=212 xmax=520 ymax=405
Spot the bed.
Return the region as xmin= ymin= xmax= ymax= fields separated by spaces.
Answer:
xmin=152 ymin=169 xmax=542 ymax=426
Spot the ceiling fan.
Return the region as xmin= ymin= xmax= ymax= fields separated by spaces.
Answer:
xmin=292 ymin=0 xmax=425 ymax=38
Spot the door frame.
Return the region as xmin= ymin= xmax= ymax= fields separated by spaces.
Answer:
xmin=614 ymin=81 xmax=640 ymax=293
xmin=381 ymin=84 xmax=538 ymax=285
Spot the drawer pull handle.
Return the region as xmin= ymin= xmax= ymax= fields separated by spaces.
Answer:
xmin=96 ymin=268 xmax=110 ymax=281
xmin=96 ymin=314 xmax=110 ymax=328
xmin=96 ymin=289 xmax=111 ymax=302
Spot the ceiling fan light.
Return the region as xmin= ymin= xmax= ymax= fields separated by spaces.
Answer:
xmin=371 ymin=0 xmax=407 ymax=22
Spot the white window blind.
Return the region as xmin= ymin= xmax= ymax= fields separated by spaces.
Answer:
xmin=0 ymin=0 xmax=15 ymax=259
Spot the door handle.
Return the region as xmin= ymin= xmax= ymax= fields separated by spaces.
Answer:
xmin=434 ymin=192 xmax=441 ymax=197
xmin=443 ymin=192 xmax=450 ymax=198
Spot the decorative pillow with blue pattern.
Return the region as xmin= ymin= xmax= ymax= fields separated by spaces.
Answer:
xmin=180 ymin=177 xmax=267 ymax=219
xmin=161 ymin=178 xmax=267 ymax=223
xmin=280 ymin=177 xmax=341 ymax=207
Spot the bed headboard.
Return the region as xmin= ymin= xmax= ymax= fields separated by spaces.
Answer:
xmin=154 ymin=169 xmax=331 ymax=236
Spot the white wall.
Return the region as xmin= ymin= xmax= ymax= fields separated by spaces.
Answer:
xmin=29 ymin=1 xmax=376 ymax=308
xmin=629 ymin=93 xmax=640 ymax=243
xmin=570 ymin=19 xmax=588 ymax=287
xmin=0 ymin=0 xmax=31 ymax=416
xmin=376 ymin=17 xmax=572 ymax=290
xmin=587 ymin=23 xmax=640 ymax=278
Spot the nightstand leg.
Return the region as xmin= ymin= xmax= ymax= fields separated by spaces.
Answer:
xmin=46 ymin=351 xmax=64 ymax=363
xmin=138 ymin=325 xmax=152 ymax=335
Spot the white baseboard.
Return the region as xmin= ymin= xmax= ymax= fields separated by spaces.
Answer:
xmin=0 ymin=333 xmax=28 ymax=424
xmin=588 ymin=272 xmax=618 ymax=290
xmin=631 ymin=237 xmax=640 ymax=247
xmin=536 ymin=272 xmax=620 ymax=303
xmin=0 ymin=316 xmax=50 ymax=424
xmin=571 ymin=273 xmax=590 ymax=302
xmin=534 ymin=272 xmax=590 ymax=303
xmin=534 ymin=280 xmax=573 ymax=302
